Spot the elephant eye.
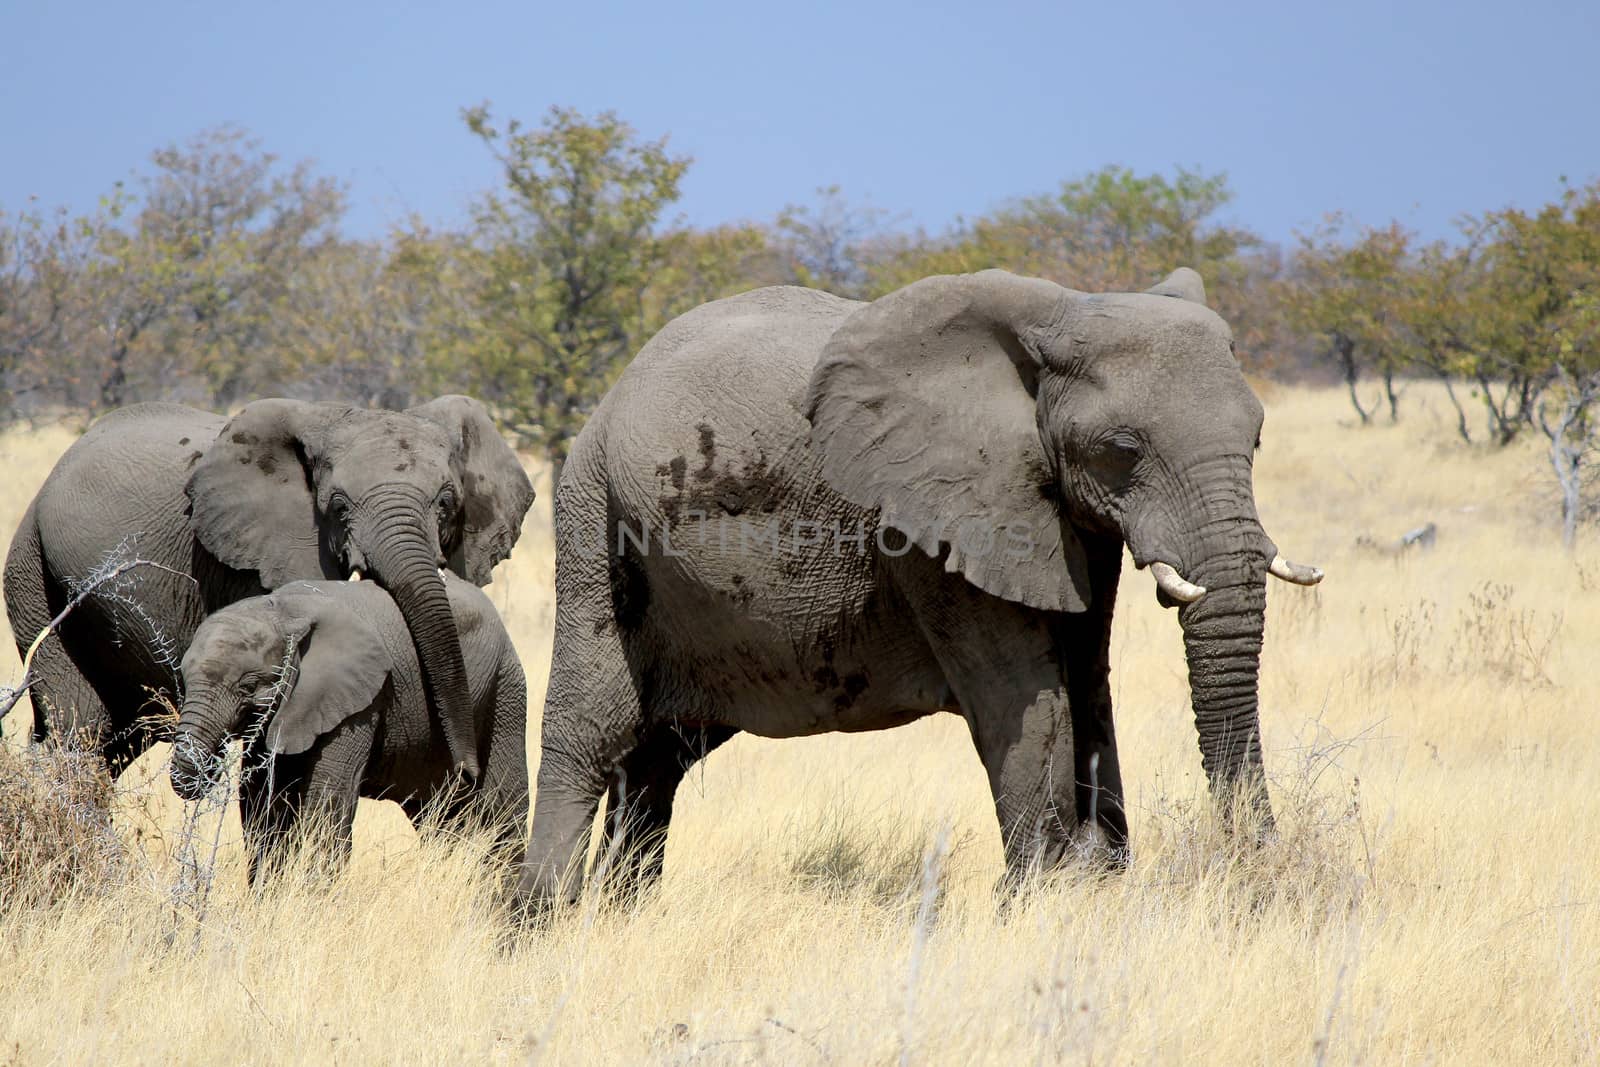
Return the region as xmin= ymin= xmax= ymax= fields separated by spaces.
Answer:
xmin=436 ymin=487 xmax=459 ymax=530
xmin=1101 ymin=433 xmax=1141 ymax=459
xmin=1089 ymin=432 xmax=1141 ymax=490
xmin=327 ymin=492 xmax=352 ymax=520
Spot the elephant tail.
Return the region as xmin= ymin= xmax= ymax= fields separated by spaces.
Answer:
xmin=3 ymin=500 xmax=55 ymax=736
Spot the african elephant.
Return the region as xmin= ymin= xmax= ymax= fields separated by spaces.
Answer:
xmin=169 ymin=576 xmax=527 ymax=881
xmin=3 ymin=396 xmax=533 ymax=780
xmin=515 ymin=268 xmax=1321 ymax=908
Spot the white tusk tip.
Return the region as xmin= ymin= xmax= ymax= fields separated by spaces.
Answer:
xmin=1269 ymin=555 xmax=1324 ymax=586
xmin=1150 ymin=561 xmax=1207 ymax=603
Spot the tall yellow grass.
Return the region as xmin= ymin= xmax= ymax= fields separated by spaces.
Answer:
xmin=1 ymin=383 xmax=1596 ymax=1064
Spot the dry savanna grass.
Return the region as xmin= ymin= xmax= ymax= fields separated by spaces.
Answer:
xmin=1 ymin=382 xmax=1597 ymax=1064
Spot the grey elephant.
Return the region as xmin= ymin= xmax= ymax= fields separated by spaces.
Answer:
xmin=169 ymin=576 xmax=528 ymax=880
xmin=3 ymin=396 xmax=534 ymax=781
xmin=515 ymin=268 xmax=1322 ymax=908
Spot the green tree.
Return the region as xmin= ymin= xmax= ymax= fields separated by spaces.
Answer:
xmin=865 ymin=166 xmax=1261 ymax=357
xmin=1280 ymin=218 xmax=1414 ymax=424
xmin=1391 ymin=238 xmax=1487 ymax=442
xmin=1 ymin=129 xmax=344 ymax=418
xmin=92 ymin=126 xmax=345 ymax=410
xmin=1483 ymin=181 xmax=1600 ymax=544
xmin=0 ymin=200 xmax=108 ymax=417
xmin=1012 ymin=166 xmax=1255 ymax=293
xmin=456 ymin=104 xmax=690 ymax=465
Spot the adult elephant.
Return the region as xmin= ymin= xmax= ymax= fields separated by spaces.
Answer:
xmin=516 ymin=268 xmax=1321 ymax=908
xmin=3 ymin=396 xmax=533 ymax=781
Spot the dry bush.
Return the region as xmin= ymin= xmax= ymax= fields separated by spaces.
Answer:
xmin=0 ymin=739 xmax=125 ymax=911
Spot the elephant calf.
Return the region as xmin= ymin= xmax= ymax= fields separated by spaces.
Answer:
xmin=169 ymin=576 xmax=527 ymax=881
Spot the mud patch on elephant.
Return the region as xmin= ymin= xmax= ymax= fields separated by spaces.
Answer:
xmin=695 ymin=423 xmax=717 ymax=480
xmin=655 ymin=457 xmax=691 ymax=523
xmin=658 ymin=451 xmax=783 ymax=528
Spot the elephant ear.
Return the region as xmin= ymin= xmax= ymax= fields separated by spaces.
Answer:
xmin=409 ymin=396 xmax=535 ymax=586
xmin=268 ymin=585 xmax=393 ymax=756
xmin=805 ymin=270 xmax=1092 ymax=612
xmin=187 ymin=400 xmax=345 ymax=588
xmin=1145 ymin=267 xmax=1207 ymax=304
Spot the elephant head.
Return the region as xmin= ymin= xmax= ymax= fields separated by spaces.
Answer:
xmin=806 ymin=268 xmax=1321 ymax=825
xmin=185 ymin=396 xmax=532 ymax=781
xmin=170 ymin=584 xmax=393 ymax=800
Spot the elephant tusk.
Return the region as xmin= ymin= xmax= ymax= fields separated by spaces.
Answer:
xmin=1268 ymin=555 xmax=1324 ymax=585
xmin=348 ymin=570 xmax=362 ymax=582
xmin=1150 ymin=562 xmax=1206 ymax=603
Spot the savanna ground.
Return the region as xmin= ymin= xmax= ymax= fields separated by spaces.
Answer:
xmin=1 ymin=382 xmax=1597 ymax=1064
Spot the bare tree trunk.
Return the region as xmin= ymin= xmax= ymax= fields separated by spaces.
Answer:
xmin=1382 ymin=366 xmax=1401 ymax=423
xmin=1436 ymin=370 xmax=1472 ymax=444
xmin=100 ymin=341 xmax=130 ymax=411
xmin=1335 ymin=336 xmax=1373 ymax=425
xmin=1538 ymin=369 xmax=1598 ymax=551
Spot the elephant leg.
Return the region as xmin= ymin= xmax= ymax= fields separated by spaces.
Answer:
xmin=517 ymin=619 xmax=643 ymax=913
xmin=1062 ymin=535 xmax=1129 ymax=860
xmin=473 ymin=656 xmax=532 ymax=868
xmin=966 ymin=685 xmax=1087 ymax=884
xmin=4 ymin=507 xmax=113 ymax=754
xmin=599 ymin=723 xmax=736 ymax=896
xmin=1068 ymin=670 xmax=1128 ymax=862
xmin=20 ymin=637 xmax=109 ymax=750
xmin=895 ymin=555 xmax=1099 ymax=885
xmin=292 ymin=724 xmax=371 ymax=880
xmin=27 ymin=619 xmax=170 ymax=779
xmin=240 ymin=739 xmax=365 ymax=885
xmin=239 ymin=753 xmax=308 ymax=886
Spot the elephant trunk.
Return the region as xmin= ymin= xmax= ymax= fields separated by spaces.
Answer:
xmin=357 ymin=493 xmax=480 ymax=782
xmin=1154 ymin=452 xmax=1276 ymax=832
xmin=1178 ymin=577 xmax=1272 ymax=832
xmin=170 ymin=685 xmax=236 ymax=801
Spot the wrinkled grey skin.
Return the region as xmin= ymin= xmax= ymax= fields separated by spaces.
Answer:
xmin=3 ymin=397 xmax=533 ymax=780
xmin=517 ymin=268 xmax=1312 ymax=910
xmin=169 ymin=577 xmax=528 ymax=881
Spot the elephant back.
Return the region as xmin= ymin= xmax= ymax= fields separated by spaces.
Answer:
xmin=33 ymin=404 xmax=231 ymax=657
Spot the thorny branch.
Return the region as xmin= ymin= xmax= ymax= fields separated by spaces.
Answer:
xmin=0 ymin=543 xmax=197 ymax=725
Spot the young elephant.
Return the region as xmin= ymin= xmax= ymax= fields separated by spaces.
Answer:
xmin=169 ymin=576 xmax=527 ymax=881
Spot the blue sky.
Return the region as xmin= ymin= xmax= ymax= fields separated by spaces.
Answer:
xmin=3 ymin=0 xmax=1596 ymax=245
